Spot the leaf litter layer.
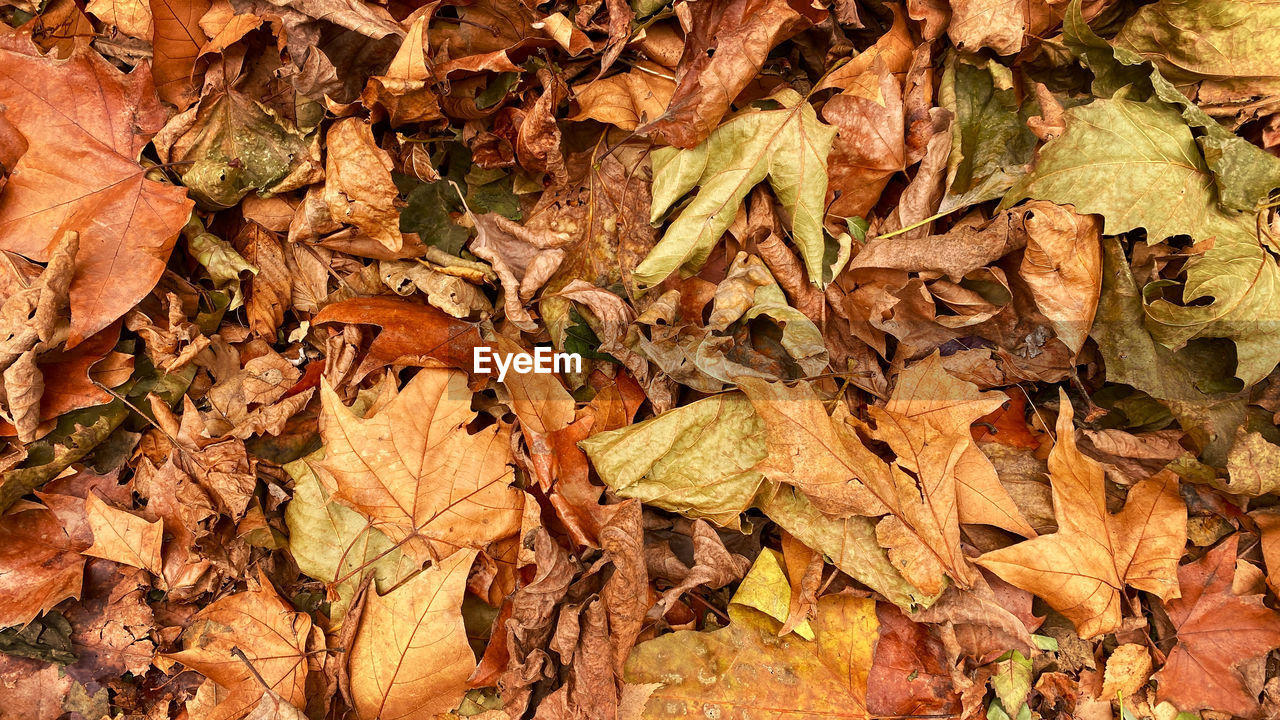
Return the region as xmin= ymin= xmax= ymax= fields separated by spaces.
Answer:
xmin=3 ymin=0 xmax=1280 ymax=718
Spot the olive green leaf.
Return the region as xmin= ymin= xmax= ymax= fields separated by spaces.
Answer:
xmin=579 ymin=393 xmax=767 ymax=529
xmin=1063 ymin=0 xmax=1280 ymax=212
xmin=1113 ymin=0 xmax=1280 ymax=90
xmin=1004 ymin=96 xmax=1280 ymax=385
xmin=637 ymin=89 xmax=840 ymax=289
xmin=284 ymin=454 xmax=418 ymax=626
xmin=939 ymin=56 xmax=1040 ymax=213
xmin=1091 ymin=238 xmax=1245 ymax=465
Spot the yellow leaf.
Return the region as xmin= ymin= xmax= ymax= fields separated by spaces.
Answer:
xmin=730 ymin=548 xmax=814 ymax=639
xmin=624 ymin=594 xmax=878 ymax=718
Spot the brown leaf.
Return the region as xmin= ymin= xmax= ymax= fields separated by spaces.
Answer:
xmin=150 ymin=0 xmax=212 ymax=108
xmin=1017 ymin=202 xmax=1102 ymax=354
xmin=324 ymin=118 xmax=403 ymax=252
xmin=470 ymin=212 xmax=571 ymax=332
xmin=317 ymin=367 xmax=524 ymax=556
xmin=645 ymin=0 xmax=827 ymax=148
xmin=348 ymin=549 xmax=477 ymax=719
xmin=570 ymin=64 xmax=675 ymax=131
xmin=0 ymin=502 xmax=83 ymax=627
xmin=361 ymin=10 xmax=444 ymax=126
xmin=0 ymin=38 xmax=193 ymax=347
xmin=166 ymin=575 xmax=313 ymax=720
xmin=822 ymin=60 xmax=907 ymax=222
xmin=83 ymin=493 xmax=163 ymax=575
xmin=237 ymin=223 xmax=292 ymax=340
xmin=1154 ymin=535 xmax=1280 ymax=716
xmin=313 ymin=296 xmax=487 ymax=381
xmin=977 ymin=390 xmax=1188 ymax=638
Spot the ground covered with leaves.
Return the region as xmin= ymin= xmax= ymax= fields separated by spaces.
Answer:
xmin=2 ymin=0 xmax=1280 ymax=717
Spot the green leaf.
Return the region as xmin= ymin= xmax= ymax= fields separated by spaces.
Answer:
xmin=1032 ymin=634 xmax=1059 ymax=652
xmin=176 ymin=91 xmax=317 ymax=209
xmin=563 ymin=306 xmax=619 ymax=363
xmin=990 ymin=650 xmax=1033 ymax=716
xmin=284 ymin=453 xmax=418 ymax=625
xmin=579 ymin=393 xmax=767 ymax=529
xmin=183 ymin=214 xmax=256 ymax=310
xmin=1112 ymin=0 xmax=1280 ymax=88
xmin=1063 ymin=0 xmax=1280 ymax=212
xmin=939 ymin=56 xmax=1040 ymax=213
xmin=1004 ymin=96 xmax=1280 ymax=385
xmin=398 ymin=179 xmax=469 ymax=255
xmin=476 ymin=72 xmax=520 ymax=110
xmin=1091 ymin=238 xmax=1245 ymax=464
xmin=1002 ymin=96 xmax=1219 ymax=243
xmin=637 ymin=89 xmax=840 ymax=288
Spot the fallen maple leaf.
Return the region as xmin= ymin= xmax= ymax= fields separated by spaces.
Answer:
xmin=348 ymin=549 xmax=477 ymax=720
xmin=166 ymin=574 xmax=314 ymax=720
xmin=637 ymin=88 xmax=841 ymax=289
xmin=0 ymin=37 xmax=193 ymax=347
xmin=1153 ymin=535 xmax=1280 ymax=715
xmin=977 ymin=390 xmax=1187 ymax=638
xmin=317 ymin=367 xmax=524 ymax=558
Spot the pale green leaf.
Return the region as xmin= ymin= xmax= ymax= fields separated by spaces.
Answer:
xmin=284 ymin=453 xmax=417 ymax=625
xmin=990 ymin=650 xmax=1033 ymax=716
xmin=637 ymin=89 xmax=840 ymax=288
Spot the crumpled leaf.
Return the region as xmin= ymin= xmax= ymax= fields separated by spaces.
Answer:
xmin=1216 ymin=430 xmax=1280 ymax=496
xmin=158 ymin=90 xmax=320 ymax=209
xmin=638 ymin=89 xmax=841 ymax=289
xmin=644 ymin=0 xmax=826 ymax=148
xmin=348 ymin=548 xmax=477 ymax=720
xmin=977 ymin=390 xmax=1187 ymax=638
xmin=939 ymin=56 xmax=1041 ymax=213
xmin=324 ymin=118 xmax=403 ymax=252
xmin=580 ymin=392 xmax=766 ymax=528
